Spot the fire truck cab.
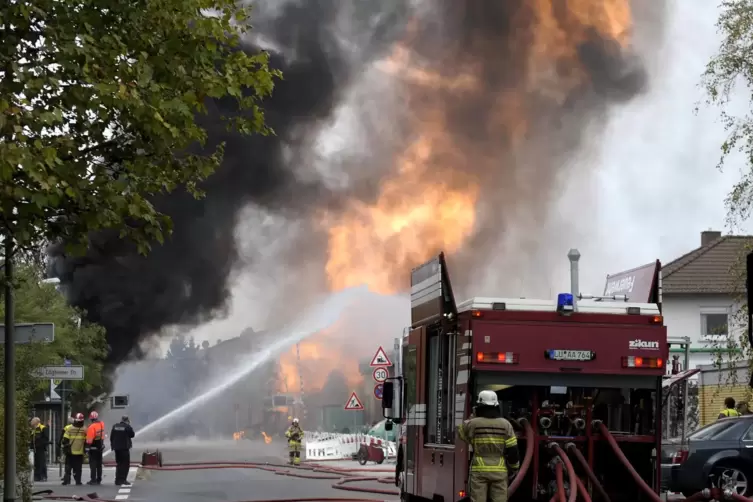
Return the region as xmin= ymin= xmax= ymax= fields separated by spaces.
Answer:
xmin=382 ymin=252 xmax=668 ymax=502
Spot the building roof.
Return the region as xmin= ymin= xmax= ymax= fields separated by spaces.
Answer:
xmin=662 ymin=234 xmax=753 ymax=295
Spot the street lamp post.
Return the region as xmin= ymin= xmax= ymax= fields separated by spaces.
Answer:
xmin=4 ymin=238 xmax=16 ymax=502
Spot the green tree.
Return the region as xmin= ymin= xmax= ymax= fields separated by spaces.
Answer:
xmin=0 ymin=0 xmax=280 ymax=254
xmin=0 ymin=259 xmax=107 ymax=497
xmin=703 ymin=0 xmax=753 ymax=417
xmin=704 ymin=0 xmax=753 ymax=223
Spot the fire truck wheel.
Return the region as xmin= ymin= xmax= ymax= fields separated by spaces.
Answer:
xmin=357 ymin=445 xmax=368 ymax=466
xmin=376 ymin=455 xmax=384 ymax=465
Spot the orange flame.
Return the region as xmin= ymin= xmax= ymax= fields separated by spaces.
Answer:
xmin=276 ymin=1 xmax=635 ymax=401
xmin=324 ymin=1 xmax=634 ymax=293
xmin=278 ymin=330 xmax=364 ymax=393
xmin=262 ymin=431 xmax=272 ymax=444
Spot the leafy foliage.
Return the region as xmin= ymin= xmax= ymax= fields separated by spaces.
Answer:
xmin=0 ymin=0 xmax=279 ymax=254
xmin=0 ymin=260 xmax=108 ymax=403
xmin=0 ymin=259 xmax=106 ymax=496
xmin=704 ymin=0 xmax=753 ymax=224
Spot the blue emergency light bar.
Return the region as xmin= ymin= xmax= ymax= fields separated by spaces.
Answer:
xmin=556 ymin=293 xmax=574 ymax=315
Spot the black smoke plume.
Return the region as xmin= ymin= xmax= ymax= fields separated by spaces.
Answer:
xmin=49 ymin=0 xmax=409 ymax=367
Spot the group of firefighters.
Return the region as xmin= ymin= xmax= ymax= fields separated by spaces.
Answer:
xmin=29 ymin=411 xmax=135 ymax=486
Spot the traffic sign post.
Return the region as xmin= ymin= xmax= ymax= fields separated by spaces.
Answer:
xmin=373 ymin=367 xmax=388 ymax=383
xmin=369 ymin=346 xmax=393 ymax=367
xmin=344 ymin=392 xmax=364 ymax=411
xmin=374 ymin=384 xmax=384 ymax=400
xmin=0 ymin=323 xmax=55 ymax=344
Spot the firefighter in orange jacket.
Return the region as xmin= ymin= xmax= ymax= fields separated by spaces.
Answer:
xmin=86 ymin=411 xmax=105 ymax=485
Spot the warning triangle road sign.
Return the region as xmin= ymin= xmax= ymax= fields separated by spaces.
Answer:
xmin=344 ymin=392 xmax=364 ymax=411
xmin=369 ymin=346 xmax=392 ymax=367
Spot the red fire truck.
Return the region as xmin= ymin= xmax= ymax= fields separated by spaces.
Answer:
xmin=382 ymin=252 xmax=670 ymax=502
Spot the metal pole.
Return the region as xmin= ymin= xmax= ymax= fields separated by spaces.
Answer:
xmin=49 ymin=410 xmax=55 ymax=471
xmin=59 ymin=383 xmax=66 ymax=477
xmin=681 ymin=338 xmax=691 ymax=442
xmin=4 ymin=237 xmax=16 ymax=502
xmin=568 ymin=249 xmax=581 ymax=311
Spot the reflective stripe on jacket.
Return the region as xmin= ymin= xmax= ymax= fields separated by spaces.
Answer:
xmin=63 ymin=426 xmax=87 ymax=455
xmin=457 ymin=417 xmax=517 ymax=472
xmin=285 ymin=425 xmax=302 ymax=444
xmin=721 ymin=409 xmax=741 ymax=418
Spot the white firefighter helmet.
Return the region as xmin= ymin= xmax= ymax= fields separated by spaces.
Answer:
xmin=292 ymin=418 xmax=299 ymax=424
xmin=477 ymin=390 xmax=499 ymax=407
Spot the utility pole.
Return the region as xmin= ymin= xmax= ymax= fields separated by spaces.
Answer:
xmin=4 ymin=237 xmax=15 ymax=502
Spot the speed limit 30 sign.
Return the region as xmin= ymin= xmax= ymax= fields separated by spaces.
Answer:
xmin=373 ymin=367 xmax=389 ymax=383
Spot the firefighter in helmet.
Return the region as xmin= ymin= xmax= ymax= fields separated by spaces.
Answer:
xmin=61 ymin=413 xmax=87 ymax=485
xmin=285 ymin=418 xmax=303 ymax=466
xmin=458 ymin=390 xmax=520 ymax=502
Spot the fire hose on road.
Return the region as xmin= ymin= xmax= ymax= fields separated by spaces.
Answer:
xmin=32 ymin=460 xmax=398 ymax=502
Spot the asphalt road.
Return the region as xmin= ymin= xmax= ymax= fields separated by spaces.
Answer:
xmin=26 ymin=439 xmax=396 ymax=502
xmin=126 ymin=439 xmax=396 ymax=502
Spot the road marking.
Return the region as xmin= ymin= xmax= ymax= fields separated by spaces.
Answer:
xmin=119 ymin=488 xmax=131 ymax=493
xmin=115 ymin=496 xmax=128 ymax=500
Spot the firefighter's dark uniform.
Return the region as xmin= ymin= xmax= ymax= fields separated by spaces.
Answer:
xmin=458 ymin=417 xmax=520 ymax=502
xmin=110 ymin=419 xmax=135 ymax=485
xmin=285 ymin=424 xmax=303 ymax=466
xmin=86 ymin=420 xmax=106 ymax=484
xmin=719 ymin=408 xmax=741 ymax=419
xmin=61 ymin=424 xmax=87 ymax=485
xmin=30 ymin=423 xmax=49 ymax=481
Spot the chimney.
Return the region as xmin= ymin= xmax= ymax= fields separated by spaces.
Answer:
xmin=701 ymin=230 xmax=722 ymax=247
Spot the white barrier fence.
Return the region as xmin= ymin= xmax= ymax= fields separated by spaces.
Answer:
xmin=303 ymin=431 xmax=397 ymax=461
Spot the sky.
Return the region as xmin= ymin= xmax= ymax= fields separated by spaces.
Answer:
xmin=143 ymin=0 xmax=752 ymax=354
xmin=597 ymin=0 xmax=752 ymax=262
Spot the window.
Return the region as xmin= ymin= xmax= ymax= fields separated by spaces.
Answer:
xmin=425 ymin=329 xmax=455 ymax=445
xmin=688 ymin=420 xmax=736 ymax=440
xmin=700 ymin=309 xmax=729 ymax=342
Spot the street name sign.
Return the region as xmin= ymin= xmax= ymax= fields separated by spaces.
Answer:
xmin=33 ymin=365 xmax=84 ymax=380
xmin=0 ymin=323 xmax=55 ymax=344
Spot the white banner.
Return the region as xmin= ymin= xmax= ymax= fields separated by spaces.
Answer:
xmin=303 ymin=431 xmax=397 ymax=461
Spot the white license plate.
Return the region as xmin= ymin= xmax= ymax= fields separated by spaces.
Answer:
xmin=548 ymin=350 xmax=594 ymax=361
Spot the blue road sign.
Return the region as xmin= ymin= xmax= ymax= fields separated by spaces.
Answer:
xmin=64 ymin=359 xmax=71 ymax=367
xmin=374 ymin=383 xmax=384 ymax=400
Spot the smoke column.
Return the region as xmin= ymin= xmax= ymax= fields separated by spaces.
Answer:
xmin=50 ymin=0 xmax=664 ymax=367
xmin=49 ymin=0 xmax=409 ymax=366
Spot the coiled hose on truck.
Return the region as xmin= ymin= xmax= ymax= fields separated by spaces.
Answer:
xmin=564 ymin=443 xmax=610 ymax=502
xmin=549 ymin=443 xmax=577 ymax=502
xmin=553 ymin=461 xmax=567 ymax=502
xmin=508 ymin=418 xmax=535 ymax=496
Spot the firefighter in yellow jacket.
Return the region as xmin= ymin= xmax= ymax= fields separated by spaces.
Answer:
xmin=458 ymin=390 xmax=520 ymax=502
xmin=719 ymin=397 xmax=741 ymax=419
xmin=61 ymin=413 xmax=87 ymax=485
xmin=285 ymin=418 xmax=303 ymax=466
